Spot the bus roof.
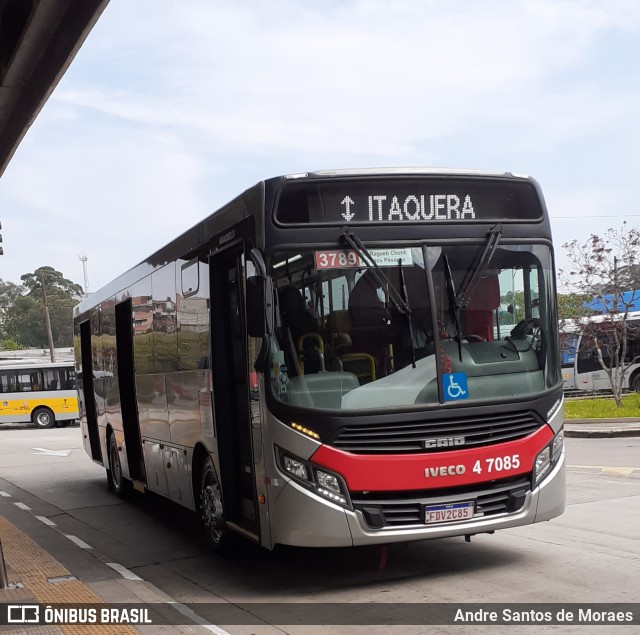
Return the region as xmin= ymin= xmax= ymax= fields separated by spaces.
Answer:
xmin=561 ymin=310 xmax=640 ymax=328
xmin=74 ymin=167 xmax=545 ymax=318
xmin=282 ymin=167 xmax=532 ymax=179
xmin=0 ymin=360 xmax=74 ymax=370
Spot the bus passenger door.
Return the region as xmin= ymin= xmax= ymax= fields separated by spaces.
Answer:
xmin=209 ymin=246 xmax=259 ymax=541
xmin=79 ymin=319 xmax=101 ymax=462
xmin=115 ymin=298 xmax=145 ymax=486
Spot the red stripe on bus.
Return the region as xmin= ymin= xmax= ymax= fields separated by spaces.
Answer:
xmin=310 ymin=426 xmax=554 ymax=491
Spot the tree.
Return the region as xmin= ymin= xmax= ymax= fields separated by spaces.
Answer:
xmin=557 ymin=292 xmax=592 ymax=321
xmin=21 ymin=266 xmax=83 ymax=299
xmin=0 ymin=278 xmax=26 ymax=339
xmin=560 ymin=222 xmax=640 ymax=406
xmin=4 ymin=267 xmax=82 ymax=348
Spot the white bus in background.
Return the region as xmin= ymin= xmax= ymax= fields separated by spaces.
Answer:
xmin=572 ymin=311 xmax=640 ymax=392
xmin=559 ymin=320 xmax=579 ymax=391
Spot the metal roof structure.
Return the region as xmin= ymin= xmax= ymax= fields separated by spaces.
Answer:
xmin=0 ymin=0 xmax=109 ymax=179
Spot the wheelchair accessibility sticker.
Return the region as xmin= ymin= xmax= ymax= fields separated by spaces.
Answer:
xmin=443 ymin=372 xmax=468 ymax=401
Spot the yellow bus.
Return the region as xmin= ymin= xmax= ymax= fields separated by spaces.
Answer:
xmin=0 ymin=361 xmax=79 ymax=428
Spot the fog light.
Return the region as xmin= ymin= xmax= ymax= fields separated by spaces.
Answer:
xmin=283 ymin=455 xmax=309 ymax=481
xmin=534 ymin=446 xmax=551 ymax=483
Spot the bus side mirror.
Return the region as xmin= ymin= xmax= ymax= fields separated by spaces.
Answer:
xmin=246 ymin=275 xmax=274 ymax=337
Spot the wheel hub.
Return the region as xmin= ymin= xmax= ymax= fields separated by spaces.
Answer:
xmin=202 ymin=479 xmax=224 ymax=542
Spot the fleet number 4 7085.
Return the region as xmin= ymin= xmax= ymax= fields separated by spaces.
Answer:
xmin=472 ymin=454 xmax=520 ymax=475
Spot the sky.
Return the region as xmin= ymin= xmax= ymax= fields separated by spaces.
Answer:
xmin=1 ymin=0 xmax=639 ymax=294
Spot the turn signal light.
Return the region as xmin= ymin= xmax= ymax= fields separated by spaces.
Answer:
xmin=291 ymin=422 xmax=320 ymax=440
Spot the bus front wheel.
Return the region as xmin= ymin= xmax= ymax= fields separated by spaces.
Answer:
xmin=200 ymin=457 xmax=232 ymax=553
xmin=32 ymin=407 xmax=55 ymax=429
xmin=107 ymin=433 xmax=130 ymax=497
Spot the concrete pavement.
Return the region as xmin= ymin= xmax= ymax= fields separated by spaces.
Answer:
xmin=0 ymin=479 xmax=216 ymax=634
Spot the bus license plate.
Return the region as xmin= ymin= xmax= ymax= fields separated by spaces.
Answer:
xmin=424 ymin=501 xmax=474 ymax=524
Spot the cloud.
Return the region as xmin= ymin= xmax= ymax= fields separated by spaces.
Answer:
xmin=56 ymin=0 xmax=640 ymax=157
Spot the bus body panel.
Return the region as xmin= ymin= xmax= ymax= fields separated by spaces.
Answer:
xmin=0 ymin=392 xmax=79 ymax=423
xmin=73 ymin=168 xmax=564 ymax=549
xmin=269 ymin=480 xmax=353 ymax=547
xmin=310 ymin=426 xmax=553 ymax=491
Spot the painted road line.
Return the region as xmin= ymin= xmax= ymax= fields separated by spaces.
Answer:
xmin=14 ymin=501 xmax=30 ymax=510
xmin=64 ymin=534 xmax=93 ymax=549
xmin=105 ymin=562 xmax=143 ymax=581
xmin=31 ymin=447 xmax=72 ymax=457
xmin=35 ymin=515 xmax=57 ymax=526
xmin=0 ymin=490 xmax=12 ymax=497
xmin=567 ymin=464 xmax=639 ymax=476
xmin=169 ymin=602 xmax=233 ymax=635
xmin=601 ymin=467 xmax=636 ymax=477
xmin=568 ymin=464 xmax=639 ymax=470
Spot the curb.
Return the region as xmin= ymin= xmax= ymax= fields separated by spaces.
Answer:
xmin=564 ymin=428 xmax=640 ymax=439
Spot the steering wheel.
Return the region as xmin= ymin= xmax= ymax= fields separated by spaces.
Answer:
xmin=511 ymin=318 xmax=542 ymax=351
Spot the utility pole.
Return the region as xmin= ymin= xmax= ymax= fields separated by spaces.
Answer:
xmin=41 ymin=272 xmax=56 ymax=363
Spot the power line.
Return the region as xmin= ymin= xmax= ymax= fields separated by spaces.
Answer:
xmin=551 ymin=215 xmax=640 ymax=219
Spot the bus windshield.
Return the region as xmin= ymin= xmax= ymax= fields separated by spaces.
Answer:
xmin=268 ymin=242 xmax=558 ymax=411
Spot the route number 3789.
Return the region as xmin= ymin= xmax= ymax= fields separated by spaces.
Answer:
xmin=472 ymin=454 xmax=520 ymax=475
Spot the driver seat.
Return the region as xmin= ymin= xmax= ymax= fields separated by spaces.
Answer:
xmin=461 ymin=275 xmax=499 ymax=341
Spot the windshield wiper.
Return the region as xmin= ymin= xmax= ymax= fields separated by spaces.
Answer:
xmin=340 ymin=227 xmax=412 ymax=316
xmin=443 ymin=253 xmax=463 ymax=362
xmin=456 ymin=224 xmax=502 ymax=309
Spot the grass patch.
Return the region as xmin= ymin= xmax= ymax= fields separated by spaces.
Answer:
xmin=565 ymin=392 xmax=640 ymax=419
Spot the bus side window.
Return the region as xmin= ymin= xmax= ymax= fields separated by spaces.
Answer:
xmin=18 ymin=374 xmax=28 ymax=391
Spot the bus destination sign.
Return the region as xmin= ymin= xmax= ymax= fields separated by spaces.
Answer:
xmin=340 ymin=193 xmax=475 ymax=222
xmin=275 ymin=178 xmax=543 ymax=225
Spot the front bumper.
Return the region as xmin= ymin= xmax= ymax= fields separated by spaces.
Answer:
xmin=268 ymin=451 xmax=565 ymax=548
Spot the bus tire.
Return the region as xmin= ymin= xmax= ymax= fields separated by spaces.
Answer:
xmin=107 ymin=433 xmax=131 ymax=497
xmin=200 ymin=457 xmax=233 ymax=554
xmin=32 ymin=407 xmax=55 ymax=429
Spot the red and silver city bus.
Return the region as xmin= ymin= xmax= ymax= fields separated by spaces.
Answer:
xmin=74 ymin=168 xmax=565 ymax=551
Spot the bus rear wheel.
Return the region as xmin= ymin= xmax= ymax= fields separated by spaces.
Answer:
xmin=32 ymin=407 xmax=55 ymax=429
xmin=200 ymin=457 xmax=232 ymax=553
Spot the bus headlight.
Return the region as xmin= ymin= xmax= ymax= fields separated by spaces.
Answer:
xmin=534 ymin=447 xmax=551 ymax=483
xmin=282 ymin=455 xmax=309 ymax=480
xmin=275 ymin=446 xmax=351 ymax=508
xmin=534 ymin=428 xmax=564 ymax=485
